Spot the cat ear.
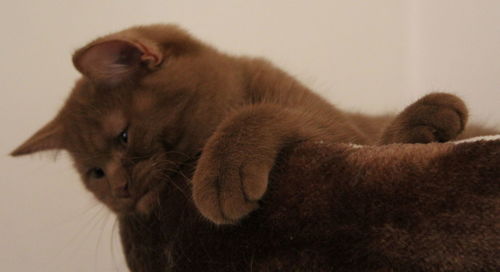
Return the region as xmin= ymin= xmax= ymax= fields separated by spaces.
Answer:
xmin=11 ymin=119 xmax=64 ymax=156
xmin=73 ymin=39 xmax=163 ymax=85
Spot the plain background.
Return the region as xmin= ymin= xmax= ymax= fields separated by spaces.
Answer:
xmin=1 ymin=1 xmax=499 ymax=271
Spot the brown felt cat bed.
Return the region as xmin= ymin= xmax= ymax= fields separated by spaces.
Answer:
xmin=119 ymin=135 xmax=499 ymax=271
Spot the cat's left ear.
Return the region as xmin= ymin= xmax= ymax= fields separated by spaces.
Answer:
xmin=73 ymin=38 xmax=163 ymax=85
xmin=11 ymin=118 xmax=64 ymax=156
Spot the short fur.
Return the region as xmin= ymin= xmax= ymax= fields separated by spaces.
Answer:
xmin=12 ymin=24 xmax=498 ymax=271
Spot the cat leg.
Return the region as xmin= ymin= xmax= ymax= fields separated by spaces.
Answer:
xmin=345 ymin=113 xmax=394 ymax=144
xmin=379 ymin=93 xmax=468 ymax=144
xmin=191 ymin=104 xmax=328 ymax=225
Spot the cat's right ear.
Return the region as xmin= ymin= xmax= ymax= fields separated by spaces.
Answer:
xmin=73 ymin=39 xmax=163 ymax=86
xmin=11 ymin=119 xmax=64 ymax=156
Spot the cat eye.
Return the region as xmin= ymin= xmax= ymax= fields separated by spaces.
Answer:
xmin=119 ymin=129 xmax=128 ymax=144
xmin=89 ymin=168 xmax=105 ymax=179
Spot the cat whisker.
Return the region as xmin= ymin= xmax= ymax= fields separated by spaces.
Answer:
xmin=126 ymin=153 xmax=154 ymax=161
xmin=110 ymin=216 xmax=121 ymax=272
xmin=157 ymin=172 xmax=190 ymax=200
xmin=164 ymin=150 xmax=193 ymax=160
xmin=52 ymin=204 xmax=106 ymax=271
xmin=50 ymin=199 xmax=101 ymax=227
xmin=176 ymin=170 xmax=193 ymax=184
xmin=64 ymin=204 xmax=105 ymax=250
xmin=94 ymin=210 xmax=112 ymax=271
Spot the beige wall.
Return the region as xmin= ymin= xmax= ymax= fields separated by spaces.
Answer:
xmin=1 ymin=1 xmax=498 ymax=271
xmin=410 ymin=0 xmax=500 ymax=123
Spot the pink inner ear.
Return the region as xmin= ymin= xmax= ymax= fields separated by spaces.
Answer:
xmin=74 ymin=39 xmax=162 ymax=82
xmin=134 ymin=41 xmax=162 ymax=66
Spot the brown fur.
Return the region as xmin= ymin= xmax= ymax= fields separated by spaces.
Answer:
xmin=11 ymin=24 xmax=499 ymax=271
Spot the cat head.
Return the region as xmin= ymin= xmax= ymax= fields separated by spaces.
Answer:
xmin=11 ymin=24 xmax=243 ymax=214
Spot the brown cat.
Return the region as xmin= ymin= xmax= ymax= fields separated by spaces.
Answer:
xmin=11 ymin=24 xmax=495 ymax=271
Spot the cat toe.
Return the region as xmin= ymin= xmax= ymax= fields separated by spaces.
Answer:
xmin=192 ymin=161 xmax=269 ymax=225
xmin=408 ymin=93 xmax=468 ymax=142
xmin=381 ymin=92 xmax=469 ymax=144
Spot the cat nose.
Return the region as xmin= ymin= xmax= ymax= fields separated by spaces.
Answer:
xmin=112 ymin=182 xmax=130 ymax=198
xmin=107 ymin=160 xmax=131 ymax=198
xmin=109 ymin=172 xmax=130 ymax=198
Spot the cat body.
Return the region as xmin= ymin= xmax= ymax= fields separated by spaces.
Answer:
xmin=12 ymin=24 xmax=494 ymax=271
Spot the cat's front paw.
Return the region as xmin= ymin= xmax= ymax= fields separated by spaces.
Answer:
xmin=192 ymin=147 xmax=272 ymax=225
xmin=382 ymin=93 xmax=468 ymax=144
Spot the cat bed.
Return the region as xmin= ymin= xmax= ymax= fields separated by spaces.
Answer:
xmin=119 ymin=136 xmax=499 ymax=271
xmin=247 ymin=135 xmax=499 ymax=271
